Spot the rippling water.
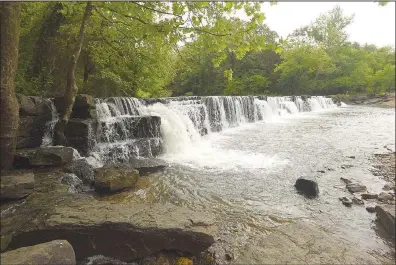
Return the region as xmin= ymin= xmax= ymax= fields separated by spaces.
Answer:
xmin=126 ymin=105 xmax=395 ymax=259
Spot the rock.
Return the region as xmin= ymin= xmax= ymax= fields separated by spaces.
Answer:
xmin=346 ymin=183 xmax=367 ymax=193
xmin=175 ymin=257 xmax=193 ymax=265
xmin=54 ymin=94 xmax=96 ymax=119
xmin=366 ymin=206 xmax=376 ymax=213
xmin=378 ymin=192 xmax=393 ymax=202
xmin=7 ymin=200 xmax=216 ymax=262
xmin=317 ymin=170 xmax=325 ymax=173
xmin=347 ymin=156 xmax=356 ymax=159
xmin=382 ymin=184 xmax=393 ymax=191
xmin=86 ymin=255 xmax=127 ymax=265
xmin=64 ymin=158 xmax=94 ymax=185
xmin=64 ymin=119 xmax=97 ymax=156
xmin=61 ymin=173 xmax=84 ymax=193
xmin=340 ymin=177 xmax=353 ymax=184
xmin=341 ymin=164 xmax=353 ymax=169
xmin=0 ymin=171 xmax=35 ymax=200
xmin=17 ymin=115 xmax=52 ymax=149
xmin=1 ymin=240 xmax=76 ymax=265
xmin=17 ymin=94 xmax=51 ymax=116
xmin=375 ymin=205 xmax=395 ymax=237
xmin=94 ymin=167 xmax=139 ymax=193
xmin=339 ymin=197 xmax=353 ymax=207
xmin=232 ymin=221 xmax=385 ymax=264
xmin=361 ymin=193 xmax=378 ymax=200
xmin=128 ymin=158 xmax=168 ymax=175
xmin=14 ymin=146 xmax=74 ymax=168
xmin=352 ymin=197 xmax=364 ymax=205
xmin=294 ymin=178 xmax=319 ymax=198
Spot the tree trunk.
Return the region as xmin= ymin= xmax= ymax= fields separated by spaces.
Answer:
xmin=54 ymin=1 xmax=92 ymax=146
xmin=0 ymin=2 xmax=22 ymax=169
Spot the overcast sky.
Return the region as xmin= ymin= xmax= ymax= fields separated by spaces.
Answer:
xmin=259 ymin=2 xmax=395 ymax=47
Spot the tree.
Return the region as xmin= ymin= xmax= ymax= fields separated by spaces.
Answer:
xmin=54 ymin=1 xmax=92 ymax=145
xmin=0 ymin=2 xmax=22 ymax=169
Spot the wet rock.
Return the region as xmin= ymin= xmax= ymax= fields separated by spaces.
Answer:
xmin=366 ymin=206 xmax=376 ymax=213
xmin=1 ymin=240 xmax=76 ymax=265
xmin=0 ymin=171 xmax=35 ymax=200
xmin=17 ymin=115 xmax=52 ymax=149
xmin=346 ymin=183 xmax=367 ymax=193
xmin=378 ymin=192 xmax=393 ymax=202
xmin=61 ymin=173 xmax=84 ymax=193
xmin=94 ymin=167 xmax=139 ymax=193
xmin=65 ymin=119 xmax=97 ymax=156
xmin=17 ymin=94 xmax=51 ymax=116
xmin=294 ymin=178 xmax=319 ymax=198
xmin=85 ymin=255 xmax=128 ymax=265
xmin=347 ymin=156 xmax=356 ymax=159
xmin=382 ymin=184 xmax=393 ymax=191
xmin=341 ymin=165 xmax=353 ymax=169
xmin=128 ymin=158 xmax=168 ymax=176
xmin=340 ymin=177 xmax=353 ymax=184
xmin=7 ymin=200 xmax=216 ymax=262
xmin=317 ymin=170 xmax=325 ymax=173
xmin=352 ymin=197 xmax=364 ymax=205
xmin=375 ymin=205 xmax=395 ymax=237
xmin=14 ymin=146 xmax=74 ymax=168
xmin=361 ymin=193 xmax=378 ymax=200
xmin=339 ymin=197 xmax=353 ymax=207
xmin=233 ymin=221 xmax=384 ymax=264
xmin=64 ymin=158 xmax=94 ymax=185
xmin=175 ymin=257 xmax=193 ymax=265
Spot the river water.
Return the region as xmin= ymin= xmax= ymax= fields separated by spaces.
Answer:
xmin=119 ymin=104 xmax=395 ymax=260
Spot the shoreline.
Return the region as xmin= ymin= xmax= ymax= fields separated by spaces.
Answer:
xmin=330 ymin=93 xmax=395 ymax=108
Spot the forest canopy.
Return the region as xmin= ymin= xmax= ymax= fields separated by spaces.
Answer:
xmin=15 ymin=2 xmax=396 ymax=98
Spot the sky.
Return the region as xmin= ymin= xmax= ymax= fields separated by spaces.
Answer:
xmin=259 ymin=2 xmax=395 ymax=47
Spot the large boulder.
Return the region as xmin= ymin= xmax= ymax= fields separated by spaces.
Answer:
xmin=94 ymin=167 xmax=139 ymax=193
xmin=17 ymin=115 xmax=52 ymax=149
xmin=375 ymin=204 xmax=395 ymax=237
xmin=0 ymin=171 xmax=35 ymax=200
xmin=14 ymin=146 xmax=74 ymax=168
xmin=1 ymin=240 xmax=76 ymax=265
xmin=54 ymin=94 xmax=96 ymax=119
xmin=17 ymin=94 xmax=51 ymax=116
xmin=294 ymin=177 xmax=319 ymax=198
xmin=6 ymin=200 xmax=216 ymax=262
xmin=64 ymin=119 xmax=97 ymax=156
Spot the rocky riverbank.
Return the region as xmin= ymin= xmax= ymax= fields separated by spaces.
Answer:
xmin=331 ymin=93 xmax=395 ymax=108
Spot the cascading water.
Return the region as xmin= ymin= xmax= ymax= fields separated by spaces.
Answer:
xmin=42 ymin=95 xmax=337 ymax=166
xmin=41 ymin=99 xmax=59 ymax=147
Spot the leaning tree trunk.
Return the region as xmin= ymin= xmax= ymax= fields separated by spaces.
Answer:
xmin=54 ymin=2 xmax=92 ymax=145
xmin=0 ymin=2 xmax=22 ymax=169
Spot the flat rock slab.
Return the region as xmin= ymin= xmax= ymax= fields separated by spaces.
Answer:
xmin=1 ymin=240 xmax=75 ymax=265
xmin=128 ymin=158 xmax=168 ymax=175
xmin=6 ymin=197 xmax=216 ymax=262
xmin=0 ymin=171 xmax=35 ymax=200
xmin=94 ymin=167 xmax=139 ymax=193
xmin=14 ymin=146 xmax=74 ymax=168
xmin=233 ymin=221 xmax=387 ymax=264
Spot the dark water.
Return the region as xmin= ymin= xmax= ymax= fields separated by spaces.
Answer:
xmin=125 ymin=106 xmax=395 ymax=259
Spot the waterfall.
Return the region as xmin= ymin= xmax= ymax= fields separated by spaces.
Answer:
xmin=41 ymin=95 xmax=337 ymax=164
xmin=41 ymin=99 xmax=59 ymax=147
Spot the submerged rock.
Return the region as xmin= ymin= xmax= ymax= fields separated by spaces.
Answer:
xmin=361 ymin=193 xmax=378 ymax=200
xmin=94 ymin=167 xmax=139 ymax=193
xmin=294 ymin=178 xmax=319 ymax=198
xmin=352 ymin=197 xmax=364 ymax=205
xmin=1 ymin=240 xmax=75 ymax=265
xmin=0 ymin=171 xmax=35 ymax=200
xmin=233 ymin=221 xmax=386 ymax=264
xmin=340 ymin=177 xmax=353 ymax=184
xmin=14 ymin=146 xmax=74 ymax=168
xmin=64 ymin=158 xmax=94 ymax=185
xmin=346 ymin=183 xmax=367 ymax=193
xmin=382 ymin=184 xmax=393 ymax=191
xmin=129 ymin=158 xmax=168 ymax=175
xmin=375 ymin=205 xmax=395 ymax=237
xmin=339 ymin=197 xmax=353 ymax=207
xmin=366 ymin=206 xmax=376 ymax=213
xmin=61 ymin=173 xmax=84 ymax=193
